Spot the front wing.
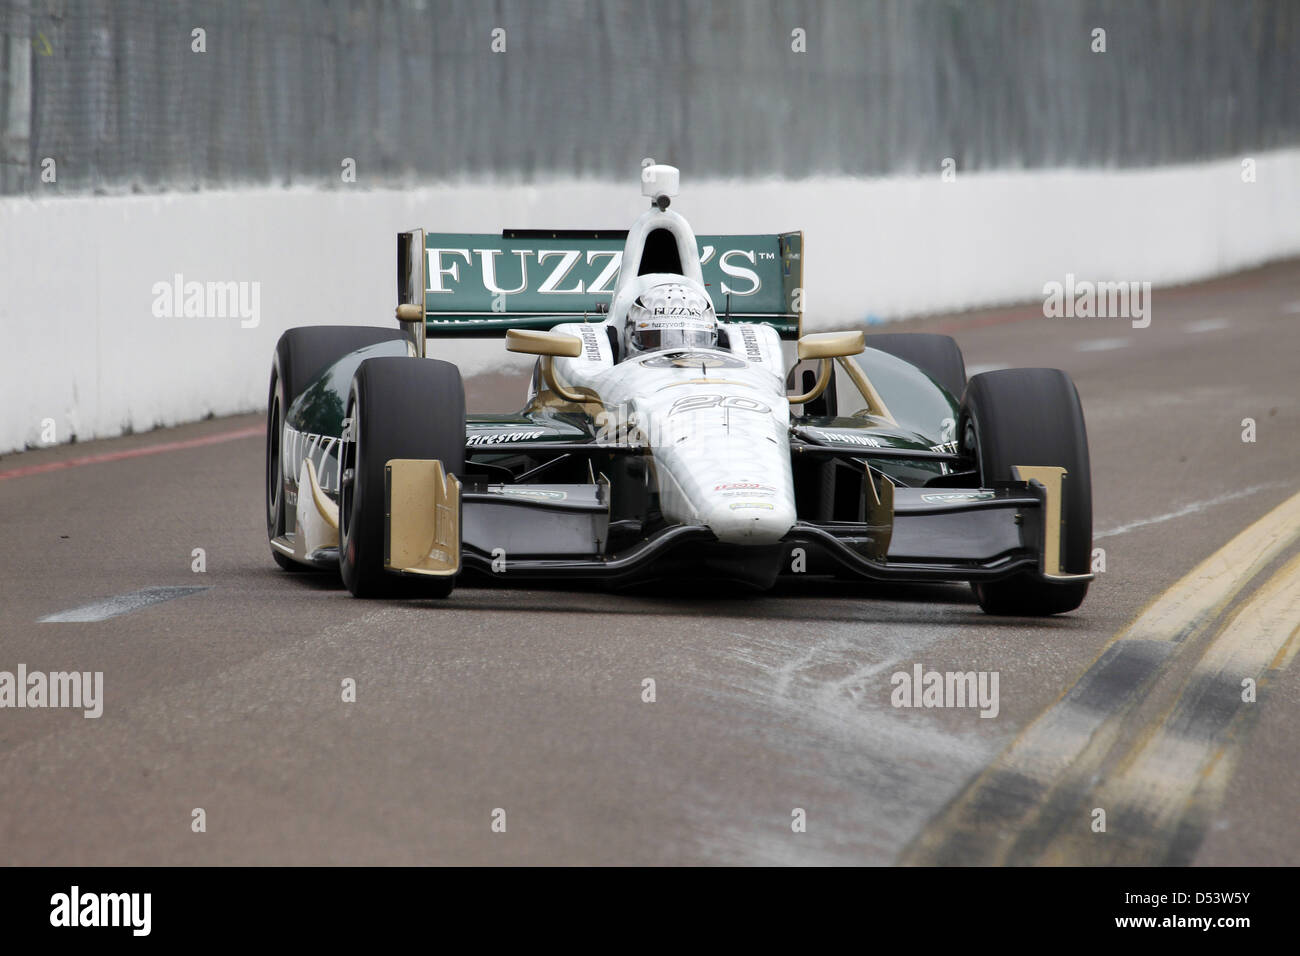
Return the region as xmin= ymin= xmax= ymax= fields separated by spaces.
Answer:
xmin=397 ymin=452 xmax=1090 ymax=589
xmin=283 ymin=439 xmax=1092 ymax=589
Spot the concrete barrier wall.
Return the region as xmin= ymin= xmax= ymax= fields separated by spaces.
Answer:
xmin=3 ymin=147 xmax=1298 ymax=454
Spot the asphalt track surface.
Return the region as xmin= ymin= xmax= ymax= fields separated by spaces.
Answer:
xmin=2 ymin=260 xmax=1298 ymax=865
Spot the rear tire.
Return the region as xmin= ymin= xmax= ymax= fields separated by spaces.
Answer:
xmin=867 ymin=333 xmax=966 ymax=401
xmin=266 ymin=326 xmax=407 ymax=570
xmin=338 ymin=357 xmax=466 ymax=599
xmin=961 ymin=368 xmax=1092 ymax=616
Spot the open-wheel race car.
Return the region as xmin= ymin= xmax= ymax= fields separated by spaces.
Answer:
xmin=266 ymin=165 xmax=1093 ymax=614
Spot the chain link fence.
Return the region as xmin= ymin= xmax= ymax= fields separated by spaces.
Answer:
xmin=2 ymin=0 xmax=1297 ymax=195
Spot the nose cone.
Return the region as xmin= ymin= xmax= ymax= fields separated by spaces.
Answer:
xmin=700 ymin=495 xmax=797 ymax=545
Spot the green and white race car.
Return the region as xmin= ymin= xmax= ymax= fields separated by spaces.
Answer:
xmin=266 ymin=165 xmax=1093 ymax=614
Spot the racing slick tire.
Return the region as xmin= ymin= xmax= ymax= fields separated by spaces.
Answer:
xmin=339 ymin=357 xmax=466 ymax=599
xmin=867 ymin=333 xmax=967 ymax=402
xmin=267 ymin=326 xmax=407 ymax=570
xmin=961 ymin=368 xmax=1092 ymax=616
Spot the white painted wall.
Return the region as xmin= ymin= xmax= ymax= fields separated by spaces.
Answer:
xmin=2 ymin=148 xmax=1297 ymax=454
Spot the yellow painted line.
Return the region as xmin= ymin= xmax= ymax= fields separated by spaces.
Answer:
xmin=901 ymin=489 xmax=1300 ymax=865
xmin=1036 ymin=551 xmax=1300 ymax=865
xmin=1178 ymin=552 xmax=1300 ymax=675
xmin=1119 ymin=489 xmax=1300 ymax=643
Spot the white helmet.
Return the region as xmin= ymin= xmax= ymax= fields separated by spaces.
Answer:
xmin=625 ymin=283 xmax=718 ymax=357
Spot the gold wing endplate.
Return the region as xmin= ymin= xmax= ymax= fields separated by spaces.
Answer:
xmin=1012 ymin=465 xmax=1093 ymax=582
xmin=384 ymin=459 xmax=462 ymax=576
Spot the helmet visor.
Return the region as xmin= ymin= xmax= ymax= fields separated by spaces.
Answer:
xmin=632 ymin=327 xmax=717 ymax=353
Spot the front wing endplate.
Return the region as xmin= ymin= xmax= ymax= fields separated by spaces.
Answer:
xmin=385 ymin=459 xmax=462 ymax=576
xmin=1012 ymin=464 xmax=1093 ymax=582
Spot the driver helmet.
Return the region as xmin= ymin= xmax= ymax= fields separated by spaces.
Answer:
xmin=625 ymin=283 xmax=718 ymax=357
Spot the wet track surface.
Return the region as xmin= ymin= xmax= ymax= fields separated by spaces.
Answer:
xmin=2 ymin=260 xmax=1298 ymax=864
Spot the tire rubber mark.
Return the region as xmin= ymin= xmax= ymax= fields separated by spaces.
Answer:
xmin=1095 ymin=482 xmax=1287 ymax=539
xmin=40 ymin=586 xmax=212 ymax=623
xmin=1183 ymin=317 xmax=1231 ymax=333
xmin=1074 ymin=337 xmax=1131 ymax=352
xmin=900 ymin=489 xmax=1300 ymax=865
xmin=1034 ymin=552 xmax=1300 ymax=865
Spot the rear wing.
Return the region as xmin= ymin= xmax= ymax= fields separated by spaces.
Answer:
xmin=398 ymin=229 xmax=803 ymax=339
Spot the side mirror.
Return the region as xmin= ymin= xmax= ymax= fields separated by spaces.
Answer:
xmin=790 ymin=331 xmax=865 ymax=404
xmin=506 ymin=329 xmax=583 ymax=358
xmin=506 ymin=329 xmax=586 ymax=403
xmin=395 ymin=303 xmax=424 ymax=323
xmin=797 ymin=330 xmax=864 ymax=360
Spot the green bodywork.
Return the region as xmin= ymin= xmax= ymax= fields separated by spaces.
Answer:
xmin=284 ymin=339 xmax=962 ymax=497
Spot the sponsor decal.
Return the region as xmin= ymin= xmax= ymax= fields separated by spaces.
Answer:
xmin=929 ymin=440 xmax=960 ymax=454
xmin=697 ymin=246 xmax=762 ymax=296
xmin=808 ymin=428 xmax=882 ymax=448
xmin=429 ymin=248 xmax=621 ymax=297
xmin=738 ymin=325 xmax=763 ymax=364
xmin=729 ymin=501 xmax=775 ymax=511
xmin=920 ymin=491 xmax=997 ymax=503
xmin=466 ymin=429 xmax=545 ymax=446
xmin=536 ymin=250 xmax=586 ymax=294
xmin=283 ymin=424 xmax=341 ymax=492
xmin=489 ymin=487 xmax=568 ymax=501
xmin=577 ymin=326 xmax=602 ymax=362
xmin=425 ymin=245 xmax=764 ymax=299
xmin=714 ymin=482 xmax=776 ymax=493
xmin=638 ymin=318 xmax=712 ymax=331
xmin=717 ymin=249 xmax=761 ymax=296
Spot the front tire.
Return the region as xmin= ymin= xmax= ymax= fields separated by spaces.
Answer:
xmin=339 ymin=357 xmax=466 ymax=598
xmin=961 ymin=368 xmax=1092 ymax=616
xmin=266 ymin=326 xmax=407 ymax=571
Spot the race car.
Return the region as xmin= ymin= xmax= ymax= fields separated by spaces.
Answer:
xmin=265 ymin=165 xmax=1093 ymax=614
